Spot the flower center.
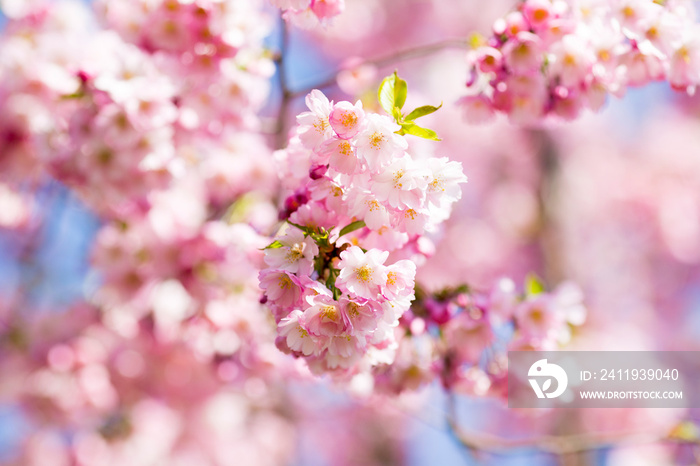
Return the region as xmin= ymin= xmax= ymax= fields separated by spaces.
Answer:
xmin=429 ymin=176 xmax=445 ymax=192
xmin=393 ymin=170 xmax=405 ymax=189
xmin=286 ymin=244 xmax=304 ymax=263
xmin=313 ymin=118 xmax=329 ymax=134
xmin=677 ymin=46 xmax=691 ymax=64
xmin=340 ymin=112 xmax=357 ymax=128
xmin=346 ymin=303 xmax=360 ymax=318
xmin=321 ymin=304 xmax=339 ymax=321
xmin=355 ymin=265 xmax=373 ymax=283
xmin=279 ymin=274 xmax=292 ymax=289
xmin=369 ymin=132 xmax=385 ymax=149
xmin=339 ymin=141 xmax=353 ymax=156
xmin=533 ymin=8 xmax=548 ymax=22
xmin=366 ymin=199 xmax=381 ymax=212
xmin=529 ymin=308 xmax=545 ymax=324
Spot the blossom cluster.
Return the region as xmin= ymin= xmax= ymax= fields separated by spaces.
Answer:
xmin=95 ymin=0 xmax=274 ymax=132
xmin=260 ymin=88 xmax=467 ymax=376
xmin=460 ymin=0 xmax=700 ymax=123
xmin=373 ymin=278 xmax=587 ymax=395
xmin=272 ymin=0 xmax=345 ymax=28
xmin=279 ymin=90 xmax=467 ymax=249
xmin=0 ymin=0 xmax=274 ymax=218
xmin=48 ymin=35 xmax=178 ymax=214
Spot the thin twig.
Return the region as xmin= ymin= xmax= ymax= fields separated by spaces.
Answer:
xmin=288 ymin=38 xmax=470 ymax=99
xmin=445 ymin=393 xmax=699 ymax=456
xmin=275 ymin=16 xmax=291 ymax=149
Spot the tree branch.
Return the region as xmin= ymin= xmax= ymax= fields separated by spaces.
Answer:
xmin=275 ymin=16 xmax=292 ymax=149
xmin=445 ymin=394 xmax=699 ymax=457
xmin=288 ymin=38 xmax=470 ymax=99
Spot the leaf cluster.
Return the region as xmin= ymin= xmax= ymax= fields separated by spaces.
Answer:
xmin=378 ymin=71 xmax=442 ymax=141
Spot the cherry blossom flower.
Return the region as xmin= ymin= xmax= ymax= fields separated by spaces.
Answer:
xmin=329 ymin=100 xmax=365 ymax=139
xmin=336 ymin=246 xmax=389 ymax=299
xmin=263 ymin=227 xmax=319 ymax=276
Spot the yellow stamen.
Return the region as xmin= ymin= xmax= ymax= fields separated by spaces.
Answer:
xmin=366 ymin=200 xmax=381 ymax=212
xmin=279 ymin=274 xmax=292 ymax=289
xmin=340 ymin=112 xmax=357 ymax=128
xmin=430 ymin=176 xmax=445 ymax=192
xmin=677 ymin=46 xmax=691 ymax=64
xmin=347 ymin=302 xmax=360 ymax=318
xmin=355 ymin=265 xmax=373 ymax=283
xmin=369 ymin=132 xmax=385 ymax=149
xmin=313 ymin=118 xmax=329 ymax=134
xmin=286 ymin=244 xmax=303 ymax=263
xmin=393 ymin=170 xmax=405 ymax=189
xmin=321 ymin=305 xmax=338 ymax=321
xmin=338 ymin=141 xmax=353 ymax=156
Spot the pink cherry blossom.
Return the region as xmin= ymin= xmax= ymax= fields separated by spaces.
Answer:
xmin=354 ymin=114 xmax=407 ymax=171
xmin=263 ymin=227 xmax=319 ymax=276
xmin=329 ymin=100 xmax=365 ymax=139
xmin=336 ymin=246 xmax=389 ymax=299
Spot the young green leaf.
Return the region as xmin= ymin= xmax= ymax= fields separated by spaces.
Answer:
xmin=286 ymin=220 xmax=309 ymax=234
xmin=378 ymin=71 xmax=408 ymax=116
xmin=394 ymin=74 xmax=408 ymax=110
xmin=405 ymin=103 xmax=442 ymax=121
xmin=400 ymin=123 xmax=441 ymax=141
xmin=378 ymin=74 xmax=397 ymax=115
xmin=338 ymin=220 xmax=366 ymax=237
xmin=525 ymin=273 xmax=546 ymax=296
xmin=392 ymin=107 xmax=403 ymax=124
xmin=263 ymin=240 xmax=283 ymax=250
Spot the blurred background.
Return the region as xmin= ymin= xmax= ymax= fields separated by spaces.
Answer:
xmin=2 ymin=0 xmax=700 ymax=464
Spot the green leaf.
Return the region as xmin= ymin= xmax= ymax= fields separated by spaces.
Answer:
xmin=324 ymin=269 xmax=342 ymax=300
xmin=394 ymin=74 xmax=407 ymax=110
xmin=405 ymin=103 xmax=442 ymax=121
xmin=61 ymin=91 xmax=86 ymax=100
xmin=286 ymin=221 xmax=310 ymax=235
xmin=378 ymin=71 xmax=408 ymax=116
xmin=400 ymin=123 xmax=441 ymax=141
xmin=392 ymin=107 xmax=403 ymax=123
xmin=378 ymin=74 xmax=396 ymax=115
xmin=339 ymin=220 xmax=366 ymax=238
xmin=263 ymin=240 xmax=283 ymax=250
xmin=525 ymin=273 xmax=545 ymax=296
